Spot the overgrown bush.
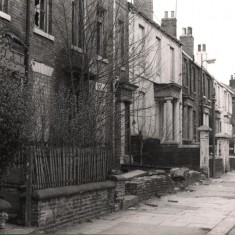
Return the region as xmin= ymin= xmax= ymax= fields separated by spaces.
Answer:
xmin=0 ymin=33 xmax=32 ymax=177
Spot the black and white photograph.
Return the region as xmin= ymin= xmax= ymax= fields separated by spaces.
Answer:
xmin=1 ymin=0 xmax=235 ymax=234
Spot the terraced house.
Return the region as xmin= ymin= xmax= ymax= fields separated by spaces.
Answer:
xmin=128 ymin=2 xmax=183 ymax=165
xmin=0 ymin=0 xmax=136 ymax=230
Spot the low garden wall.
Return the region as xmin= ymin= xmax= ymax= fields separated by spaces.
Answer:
xmin=28 ymin=181 xmax=116 ymax=232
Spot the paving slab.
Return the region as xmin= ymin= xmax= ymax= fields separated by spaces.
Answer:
xmin=97 ymin=222 xmax=208 ymax=235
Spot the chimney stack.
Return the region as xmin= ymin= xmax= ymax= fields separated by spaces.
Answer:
xmin=134 ymin=0 xmax=153 ymax=20
xmin=164 ymin=11 xmax=168 ymax=18
xmin=161 ymin=11 xmax=177 ymax=38
xmin=196 ymin=44 xmax=208 ymax=68
xmin=180 ymin=26 xmax=194 ymax=58
xmin=230 ymin=74 xmax=235 ymax=89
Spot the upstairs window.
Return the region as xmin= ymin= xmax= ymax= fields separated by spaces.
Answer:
xmin=0 ymin=0 xmax=8 ymax=13
xmin=202 ymin=73 xmax=206 ymax=96
xmin=192 ymin=67 xmax=196 ymax=92
xmin=183 ymin=58 xmax=188 ymax=86
xmin=117 ymin=19 xmax=125 ymax=66
xmin=96 ymin=5 xmax=106 ymax=58
xmin=35 ymin=0 xmax=52 ymax=34
xmin=72 ymin=0 xmax=84 ymax=48
xmin=156 ymin=36 xmax=161 ymax=74
xmin=138 ymin=24 xmax=145 ymax=69
xmin=170 ymin=47 xmax=175 ymax=81
xmin=207 ymin=77 xmax=210 ymax=98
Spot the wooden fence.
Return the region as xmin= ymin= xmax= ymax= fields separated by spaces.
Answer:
xmin=28 ymin=146 xmax=111 ymax=190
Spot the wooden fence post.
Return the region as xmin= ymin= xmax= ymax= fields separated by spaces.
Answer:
xmin=25 ymin=147 xmax=33 ymax=227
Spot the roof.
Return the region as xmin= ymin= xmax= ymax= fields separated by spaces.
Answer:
xmin=128 ymin=2 xmax=182 ymax=47
xmin=221 ymin=83 xmax=234 ymax=94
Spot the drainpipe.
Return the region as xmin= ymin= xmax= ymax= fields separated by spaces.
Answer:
xmin=25 ymin=0 xmax=32 ymax=227
xmin=25 ymin=0 xmax=31 ymax=84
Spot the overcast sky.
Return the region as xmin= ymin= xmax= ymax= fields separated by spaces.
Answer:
xmin=152 ymin=0 xmax=235 ymax=85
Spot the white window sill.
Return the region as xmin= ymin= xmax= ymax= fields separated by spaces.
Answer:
xmin=97 ymin=55 xmax=109 ymax=64
xmin=0 ymin=11 xmax=11 ymax=21
xmin=33 ymin=27 xmax=54 ymax=41
xmin=71 ymin=45 xmax=83 ymax=53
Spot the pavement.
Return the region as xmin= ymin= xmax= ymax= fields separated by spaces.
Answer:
xmin=56 ymin=171 xmax=235 ymax=235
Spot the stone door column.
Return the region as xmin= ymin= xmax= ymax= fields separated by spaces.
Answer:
xmin=162 ymin=100 xmax=167 ymax=142
xmin=165 ymin=97 xmax=173 ymax=141
xmin=183 ymin=104 xmax=188 ymax=139
xmin=155 ymin=101 xmax=160 ymax=138
xmin=189 ymin=107 xmax=193 ymax=140
xmin=198 ymin=125 xmax=212 ymax=177
xmin=173 ymin=100 xmax=180 ymax=142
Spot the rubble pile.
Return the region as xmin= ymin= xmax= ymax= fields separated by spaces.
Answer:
xmin=170 ymin=167 xmax=202 ymax=189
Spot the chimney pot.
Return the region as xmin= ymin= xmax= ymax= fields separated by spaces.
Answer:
xmin=203 ymin=44 xmax=206 ymax=51
xmin=171 ymin=11 xmax=175 ymax=18
xmin=182 ymin=27 xmax=186 ymax=35
xmin=187 ymin=27 xmax=192 ymax=35
xmin=231 ymin=75 xmax=234 ymax=80
xmin=198 ymin=44 xmax=201 ymax=52
xmin=164 ymin=11 xmax=168 ymax=18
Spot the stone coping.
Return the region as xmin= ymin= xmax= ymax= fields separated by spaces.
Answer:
xmin=28 ymin=181 xmax=116 ymax=201
xmin=215 ymin=133 xmax=231 ymax=139
xmin=110 ymin=170 xmax=147 ymax=182
xmin=198 ymin=125 xmax=212 ymax=132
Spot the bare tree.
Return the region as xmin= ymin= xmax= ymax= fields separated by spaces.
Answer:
xmin=42 ymin=0 xmax=166 ymax=168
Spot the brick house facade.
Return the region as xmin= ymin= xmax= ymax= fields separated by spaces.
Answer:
xmin=0 ymin=0 xmax=135 ymax=166
xmin=180 ymin=28 xmax=214 ymax=144
xmin=181 ymin=51 xmax=200 ymax=144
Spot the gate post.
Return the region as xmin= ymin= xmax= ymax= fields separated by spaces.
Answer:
xmin=198 ymin=126 xmax=212 ymax=177
xmin=215 ymin=133 xmax=230 ymax=173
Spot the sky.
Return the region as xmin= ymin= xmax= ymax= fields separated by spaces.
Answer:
xmin=152 ymin=0 xmax=235 ymax=85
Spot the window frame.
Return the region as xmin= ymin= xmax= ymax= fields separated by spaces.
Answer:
xmin=0 ymin=0 xmax=8 ymax=13
xmin=0 ymin=0 xmax=11 ymax=21
xmin=170 ymin=47 xmax=175 ymax=82
xmin=192 ymin=66 xmax=196 ymax=92
xmin=72 ymin=0 xmax=84 ymax=49
xmin=156 ymin=36 xmax=161 ymax=74
xmin=35 ymin=0 xmax=52 ymax=35
xmin=117 ymin=19 xmax=125 ymax=66
xmin=184 ymin=58 xmax=188 ymax=87
xmin=96 ymin=5 xmax=107 ymax=59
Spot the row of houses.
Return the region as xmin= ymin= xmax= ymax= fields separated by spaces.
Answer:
xmin=127 ymin=1 xmax=234 ymax=170
xmin=2 ymin=0 xmax=235 ymax=230
xmin=0 ymin=0 xmax=234 ymax=170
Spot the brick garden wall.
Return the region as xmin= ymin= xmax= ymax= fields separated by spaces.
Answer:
xmin=29 ymin=181 xmax=116 ymax=232
xmin=125 ymin=175 xmax=175 ymax=201
xmin=132 ymin=138 xmax=200 ymax=170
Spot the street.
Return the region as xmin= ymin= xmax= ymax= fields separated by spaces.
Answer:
xmin=57 ymin=172 xmax=235 ymax=235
